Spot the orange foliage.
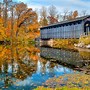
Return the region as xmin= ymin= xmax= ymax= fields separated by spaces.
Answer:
xmin=26 ymin=46 xmax=40 ymax=61
xmin=0 ymin=17 xmax=6 ymax=40
xmin=5 ymin=20 xmax=12 ymax=37
xmin=0 ymin=2 xmax=40 ymax=41
xmin=48 ymin=16 xmax=58 ymax=24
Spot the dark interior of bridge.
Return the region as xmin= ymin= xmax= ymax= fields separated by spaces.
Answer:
xmin=84 ymin=21 xmax=90 ymax=35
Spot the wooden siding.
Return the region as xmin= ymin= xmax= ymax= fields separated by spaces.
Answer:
xmin=40 ymin=22 xmax=83 ymax=39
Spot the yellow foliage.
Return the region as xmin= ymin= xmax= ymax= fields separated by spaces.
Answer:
xmin=28 ymin=22 xmax=39 ymax=31
xmin=0 ymin=2 xmax=40 ymax=42
xmin=0 ymin=29 xmax=6 ymax=40
xmin=36 ymin=73 xmax=90 ymax=90
xmin=0 ymin=17 xmax=6 ymax=40
xmin=53 ymin=39 xmax=78 ymax=50
xmin=79 ymin=35 xmax=90 ymax=45
xmin=79 ymin=51 xmax=90 ymax=60
xmin=35 ymin=86 xmax=90 ymax=90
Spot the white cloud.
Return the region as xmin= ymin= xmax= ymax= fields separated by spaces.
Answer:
xmin=16 ymin=0 xmax=90 ymax=14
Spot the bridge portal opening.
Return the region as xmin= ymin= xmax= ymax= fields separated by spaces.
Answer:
xmin=84 ymin=21 xmax=90 ymax=35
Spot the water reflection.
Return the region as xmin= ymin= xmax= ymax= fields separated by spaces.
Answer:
xmin=0 ymin=45 xmax=79 ymax=89
xmin=40 ymin=47 xmax=90 ymax=70
xmin=77 ymin=48 xmax=90 ymax=60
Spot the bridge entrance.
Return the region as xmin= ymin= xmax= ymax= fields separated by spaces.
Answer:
xmin=84 ymin=21 xmax=90 ymax=35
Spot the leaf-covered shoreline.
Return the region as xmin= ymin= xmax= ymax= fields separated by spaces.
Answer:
xmin=35 ymin=73 xmax=90 ymax=90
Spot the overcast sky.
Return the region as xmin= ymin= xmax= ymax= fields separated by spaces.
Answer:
xmin=2 ymin=0 xmax=90 ymax=14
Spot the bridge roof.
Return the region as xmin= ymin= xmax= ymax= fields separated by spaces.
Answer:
xmin=40 ymin=15 xmax=90 ymax=29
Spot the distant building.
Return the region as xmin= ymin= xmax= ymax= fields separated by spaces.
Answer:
xmin=40 ymin=15 xmax=90 ymax=40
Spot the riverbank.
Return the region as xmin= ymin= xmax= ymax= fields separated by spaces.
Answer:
xmin=39 ymin=34 xmax=90 ymax=50
xmin=74 ymin=35 xmax=90 ymax=49
xmin=53 ymin=39 xmax=78 ymax=51
xmin=35 ymin=86 xmax=90 ymax=90
xmin=35 ymin=73 xmax=90 ymax=90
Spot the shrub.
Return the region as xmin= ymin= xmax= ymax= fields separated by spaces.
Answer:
xmin=79 ymin=35 xmax=90 ymax=45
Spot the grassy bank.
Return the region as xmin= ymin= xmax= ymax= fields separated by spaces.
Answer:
xmin=35 ymin=86 xmax=90 ymax=90
xmin=53 ymin=39 xmax=78 ymax=50
xmin=79 ymin=35 xmax=90 ymax=45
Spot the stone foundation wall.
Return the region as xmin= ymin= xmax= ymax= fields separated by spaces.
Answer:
xmin=40 ymin=39 xmax=53 ymax=47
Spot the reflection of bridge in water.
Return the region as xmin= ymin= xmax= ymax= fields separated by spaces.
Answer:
xmin=40 ymin=47 xmax=90 ymax=68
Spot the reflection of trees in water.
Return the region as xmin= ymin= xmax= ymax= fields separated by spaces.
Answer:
xmin=0 ymin=45 xmax=82 ymax=88
xmin=1 ymin=59 xmax=13 ymax=88
xmin=0 ymin=45 xmax=40 ymax=87
xmin=26 ymin=46 xmax=40 ymax=61
xmin=13 ymin=45 xmax=39 ymax=80
xmin=40 ymin=47 xmax=90 ymax=68
xmin=37 ymin=58 xmax=73 ymax=76
xmin=37 ymin=57 xmax=57 ymax=75
xmin=79 ymin=51 xmax=90 ymax=60
xmin=75 ymin=48 xmax=90 ymax=60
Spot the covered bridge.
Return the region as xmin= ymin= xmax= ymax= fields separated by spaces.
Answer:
xmin=40 ymin=15 xmax=90 ymax=40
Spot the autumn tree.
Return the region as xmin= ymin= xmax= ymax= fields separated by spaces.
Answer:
xmin=67 ymin=11 xmax=73 ymax=20
xmin=0 ymin=2 xmax=6 ymax=41
xmin=48 ymin=5 xmax=58 ymax=24
xmin=72 ymin=10 xmax=78 ymax=19
xmin=59 ymin=10 xmax=79 ymax=21
xmin=39 ymin=6 xmax=48 ymax=26
xmin=0 ymin=17 xmax=6 ymax=41
xmin=62 ymin=9 xmax=69 ymax=21
xmin=0 ymin=1 xmax=40 ymax=43
xmin=26 ymin=10 xmax=39 ymax=39
xmin=15 ymin=2 xmax=27 ymax=37
xmin=0 ymin=0 xmax=15 ymax=42
xmin=67 ymin=10 xmax=78 ymax=20
xmin=15 ymin=2 xmax=38 ymax=39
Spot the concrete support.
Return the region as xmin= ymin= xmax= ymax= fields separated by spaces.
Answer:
xmin=40 ymin=39 xmax=53 ymax=47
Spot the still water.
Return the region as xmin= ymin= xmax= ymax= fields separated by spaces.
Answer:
xmin=0 ymin=45 xmax=90 ymax=90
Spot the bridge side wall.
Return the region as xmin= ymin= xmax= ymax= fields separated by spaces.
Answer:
xmin=40 ymin=20 xmax=84 ymax=39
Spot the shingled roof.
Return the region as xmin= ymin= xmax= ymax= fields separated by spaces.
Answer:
xmin=41 ymin=15 xmax=90 ymax=29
